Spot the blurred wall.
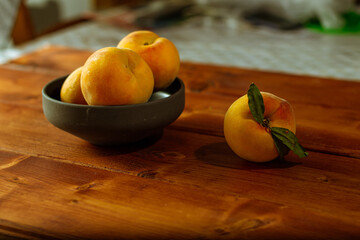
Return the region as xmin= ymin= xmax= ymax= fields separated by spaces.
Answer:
xmin=26 ymin=0 xmax=92 ymax=34
xmin=54 ymin=0 xmax=92 ymax=20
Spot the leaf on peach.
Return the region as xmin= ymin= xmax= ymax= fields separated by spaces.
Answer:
xmin=271 ymin=127 xmax=309 ymax=159
xmin=247 ymin=83 xmax=264 ymax=125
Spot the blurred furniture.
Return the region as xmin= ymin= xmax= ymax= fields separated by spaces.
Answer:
xmin=0 ymin=0 xmax=21 ymax=48
xmin=11 ymin=0 xmax=35 ymax=45
xmin=10 ymin=0 xmax=92 ymax=45
xmin=0 ymin=46 xmax=359 ymax=239
xmin=92 ymin=0 xmax=145 ymax=10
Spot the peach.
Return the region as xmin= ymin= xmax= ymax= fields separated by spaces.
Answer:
xmin=117 ymin=30 xmax=180 ymax=90
xmin=60 ymin=67 xmax=87 ymax=105
xmin=80 ymin=47 xmax=154 ymax=106
xmin=224 ymin=92 xmax=296 ymax=162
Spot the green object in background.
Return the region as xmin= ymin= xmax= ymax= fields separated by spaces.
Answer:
xmin=305 ymin=11 xmax=360 ymax=34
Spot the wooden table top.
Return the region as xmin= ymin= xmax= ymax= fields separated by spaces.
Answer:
xmin=0 ymin=46 xmax=359 ymax=240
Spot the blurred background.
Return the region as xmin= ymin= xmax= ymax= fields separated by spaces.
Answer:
xmin=1 ymin=0 xmax=360 ymax=80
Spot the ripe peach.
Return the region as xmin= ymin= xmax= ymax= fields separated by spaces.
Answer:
xmin=60 ymin=67 xmax=87 ymax=105
xmin=224 ymin=92 xmax=296 ymax=162
xmin=117 ymin=30 xmax=180 ymax=90
xmin=80 ymin=47 xmax=154 ymax=106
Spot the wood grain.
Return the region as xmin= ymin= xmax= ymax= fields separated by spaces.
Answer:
xmin=0 ymin=102 xmax=359 ymax=220
xmin=1 ymin=151 xmax=360 ymax=240
xmin=1 ymin=46 xmax=360 ymax=239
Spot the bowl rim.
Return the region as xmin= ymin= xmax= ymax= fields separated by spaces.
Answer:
xmin=42 ymin=75 xmax=185 ymax=110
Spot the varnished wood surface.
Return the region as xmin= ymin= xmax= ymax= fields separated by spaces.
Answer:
xmin=1 ymin=46 xmax=360 ymax=239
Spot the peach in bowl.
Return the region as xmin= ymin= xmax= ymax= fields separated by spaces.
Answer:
xmin=42 ymin=75 xmax=185 ymax=145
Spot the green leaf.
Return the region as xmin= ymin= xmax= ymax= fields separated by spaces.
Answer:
xmin=271 ymin=127 xmax=309 ymax=158
xmin=247 ymin=83 xmax=264 ymax=125
xmin=271 ymin=134 xmax=290 ymax=160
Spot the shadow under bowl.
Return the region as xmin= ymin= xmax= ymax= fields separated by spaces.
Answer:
xmin=42 ymin=76 xmax=185 ymax=145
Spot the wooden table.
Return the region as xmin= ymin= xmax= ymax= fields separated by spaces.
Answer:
xmin=0 ymin=46 xmax=359 ymax=240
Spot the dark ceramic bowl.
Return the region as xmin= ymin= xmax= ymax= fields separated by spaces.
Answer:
xmin=42 ymin=75 xmax=185 ymax=145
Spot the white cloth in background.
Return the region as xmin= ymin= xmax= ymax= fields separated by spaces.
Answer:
xmin=200 ymin=0 xmax=355 ymax=29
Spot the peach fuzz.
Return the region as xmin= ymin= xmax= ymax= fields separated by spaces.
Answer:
xmin=224 ymin=92 xmax=296 ymax=162
xmin=80 ymin=47 xmax=154 ymax=106
xmin=117 ymin=30 xmax=180 ymax=90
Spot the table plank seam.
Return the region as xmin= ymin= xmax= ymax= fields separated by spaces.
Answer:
xmin=168 ymin=125 xmax=360 ymax=160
